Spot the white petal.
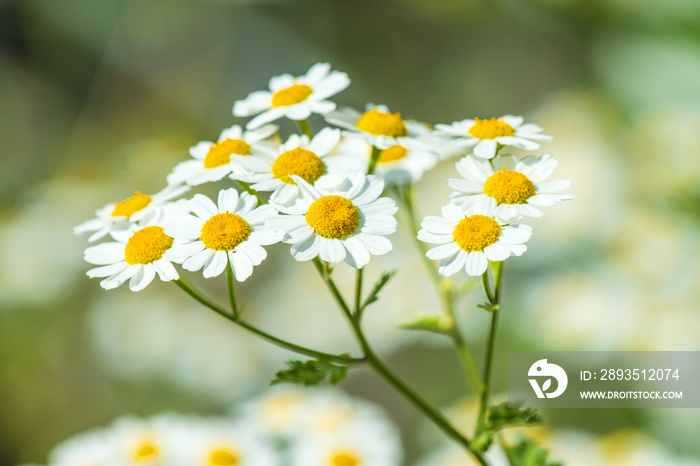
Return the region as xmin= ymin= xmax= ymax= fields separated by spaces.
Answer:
xmin=536 ymin=179 xmax=572 ymax=193
xmin=183 ymin=249 xmax=215 ymax=272
xmin=418 ymin=230 xmax=453 ymax=245
xmin=189 ymin=194 xmax=219 ymax=219
xmin=87 ymin=262 xmax=128 ymax=278
xmin=308 ymin=128 xmax=341 ymax=156
xmin=249 ymin=228 xmax=284 ymax=246
xmin=420 ymin=215 xmax=453 ymax=235
xmin=483 ymin=241 xmax=511 ymax=262
xmin=356 ymin=233 xmax=392 ymax=255
xmin=438 ymin=250 xmax=467 ymax=277
xmin=473 ymin=140 xmax=497 ymax=159
xmin=426 ymin=242 xmax=461 ymax=260
xmin=218 ymin=188 xmax=240 ymax=213
xmin=465 ymin=251 xmax=488 ymax=276
xmin=230 ymin=251 xmax=254 ymax=282
xmin=84 ymin=242 xmax=126 ymax=265
xmin=164 ymin=216 xmax=202 ymax=240
xmin=166 ymin=241 xmax=206 ymax=263
xmin=455 ymin=155 xmax=492 ymax=183
xmin=501 ymin=224 xmax=532 ymax=244
xmin=153 ymin=260 xmax=179 ymax=281
xmin=320 ymin=238 xmax=346 ymax=263
xmin=203 ymin=250 xmax=228 ymax=278
xmin=237 ymin=241 xmax=267 ymax=266
xmin=291 ymin=235 xmax=323 ymax=261
xmin=129 ymin=265 xmax=156 ymax=292
xmin=343 ymin=236 xmax=370 ymax=268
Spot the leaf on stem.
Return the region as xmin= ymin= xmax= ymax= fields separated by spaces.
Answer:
xmin=399 ymin=314 xmax=451 ymax=335
xmin=360 ymin=269 xmax=397 ymax=313
xmin=505 ymin=437 xmax=562 ymax=466
xmin=477 ymin=302 xmax=500 ymax=313
xmin=270 ymin=357 xmax=350 ymax=387
xmin=486 ymin=400 xmax=544 ymax=431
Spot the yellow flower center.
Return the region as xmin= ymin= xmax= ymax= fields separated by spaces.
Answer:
xmin=306 ymin=195 xmax=360 ymax=240
xmin=133 ymin=442 xmax=158 ymax=462
xmin=356 ymin=109 xmax=408 ymax=138
xmin=452 ymin=214 xmax=502 ymax=252
xmin=208 ymin=448 xmax=239 ymax=466
xmin=331 ymin=452 xmax=359 ymax=466
xmin=203 ymin=138 xmax=252 ymax=169
xmin=271 ymin=83 xmax=313 ymax=107
xmin=483 ymin=168 xmax=536 ymax=204
xmin=124 ymin=226 xmax=174 ymax=265
xmin=271 ymin=147 xmax=326 ymax=185
xmin=377 ymin=145 xmax=408 ymax=164
xmin=111 ymin=192 xmax=152 ymax=217
xmin=200 ymin=212 xmax=252 ymax=251
xmin=467 ymin=117 xmax=516 ymax=140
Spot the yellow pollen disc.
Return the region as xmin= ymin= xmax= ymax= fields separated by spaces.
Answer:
xmin=331 ymin=452 xmax=359 ymax=466
xmin=271 ymin=83 xmax=313 ymax=107
xmin=111 ymin=192 xmax=152 ymax=217
xmin=483 ymin=168 xmax=536 ymax=204
xmin=356 ymin=109 xmax=408 ymax=138
xmin=124 ymin=226 xmax=173 ymax=265
xmin=133 ymin=442 xmax=158 ymax=461
xmin=452 ymin=214 xmax=502 ymax=252
xmin=467 ymin=117 xmax=516 ymax=140
xmin=208 ymin=448 xmax=239 ymax=466
xmin=271 ymin=147 xmax=326 ymax=185
xmin=200 ymin=212 xmax=252 ymax=251
xmin=306 ymin=195 xmax=360 ymax=240
xmin=377 ymin=145 xmax=408 ymax=164
xmin=203 ymin=138 xmax=252 ymax=169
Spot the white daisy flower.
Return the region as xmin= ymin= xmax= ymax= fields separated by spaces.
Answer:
xmin=338 ymin=133 xmax=438 ymax=184
xmin=233 ymin=127 xmax=364 ymax=207
xmin=83 ymin=201 xmax=187 ymax=291
xmin=176 ymin=418 xmax=280 ymax=466
xmin=74 ymin=185 xmax=189 ymax=242
xmin=238 ymin=386 xmax=311 ymax=437
xmin=48 ymin=429 xmax=116 ymax=466
xmin=233 ymin=62 xmax=350 ymax=129
xmin=448 ymin=154 xmax=573 ymax=223
xmin=418 ymin=197 xmax=532 ymax=277
xmin=167 ymin=124 xmax=278 ymax=187
xmin=271 ymin=172 xmax=398 ymax=268
xmin=289 ymin=422 xmax=403 ymax=466
xmin=325 ymin=103 xmax=429 ymax=149
xmin=435 ymin=115 xmax=552 ymax=159
xmin=106 ymin=414 xmax=189 ymax=466
xmin=164 ymin=189 xmax=283 ymax=280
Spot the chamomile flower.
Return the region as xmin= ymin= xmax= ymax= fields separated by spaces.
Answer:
xmin=74 ymin=185 xmax=189 ymax=242
xmin=233 ymin=62 xmax=350 ymax=129
xmin=435 ymin=115 xmax=551 ymax=159
xmin=338 ymin=133 xmax=438 ymax=184
xmin=289 ymin=422 xmax=403 ymax=466
xmin=448 ymin=154 xmax=573 ymax=222
xmin=83 ymin=201 xmax=187 ymax=291
xmin=107 ymin=415 xmax=186 ymax=466
xmin=164 ymin=189 xmax=283 ymax=280
xmin=233 ymin=128 xmax=363 ymax=207
xmin=167 ymin=124 xmax=277 ymax=187
xmin=325 ymin=103 xmax=428 ymax=149
xmin=418 ymin=198 xmax=532 ymax=277
xmin=271 ymin=172 xmax=398 ymax=268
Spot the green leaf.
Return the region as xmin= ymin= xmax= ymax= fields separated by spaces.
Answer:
xmin=399 ymin=315 xmax=450 ymax=335
xmin=477 ymin=302 xmax=500 ymax=313
xmin=469 ymin=430 xmax=493 ymax=453
xmin=505 ymin=437 xmax=561 ymax=466
xmin=486 ymin=400 xmax=544 ymax=431
xmin=270 ymin=358 xmax=349 ymax=387
xmin=361 ymin=270 xmax=397 ymax=312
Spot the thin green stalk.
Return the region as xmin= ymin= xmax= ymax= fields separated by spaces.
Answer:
xmin=476 ymin=262 xmax=504 ymax=432
xmin=354 ymin=268 xmax=364 ymax=317
xmin=172 ymin=278 xmax=361 ymax=365
xmin=314 ymin=264 xmax=488 ymax=466
xmin=225 ymin=262 xmax=240 ymax=319
xmin=295 ymin=119 xmax=314 ymax=138
xmin=367 ymin=145 xmax=381 ymax=175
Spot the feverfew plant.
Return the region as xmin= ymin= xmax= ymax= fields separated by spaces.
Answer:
xmin=75 ymin=62 xmax=572 ymax=465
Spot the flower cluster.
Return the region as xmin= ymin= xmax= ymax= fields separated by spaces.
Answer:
xmin=29 ymin=388 xmax=402 ymax=466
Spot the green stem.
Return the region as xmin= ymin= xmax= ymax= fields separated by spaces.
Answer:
xmin=225 ymin=262 xmax=240 ymax=319
xmin=295 ymin=119 xmax=314 ymax=138
xmin=354 ymin=268 xmax=364 ymax=317
xmin=314 ymin=263 xmax=488 ymax=466
xmin=399 ymin=184 xmax=482 ymax=393
xmin=172 ymin=278 xmax=361 ymax=365
xmin=367 ymin=145 xmax=381 ymax=175
xmin=476 ymin=262 xmax=504 ymax=432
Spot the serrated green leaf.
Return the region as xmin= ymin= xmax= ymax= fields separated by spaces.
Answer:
xmin=361 ymin=270 xmax=397 ymax=312
xmin=270 ymin=358 xmax=349 ymax=387
xmin=486 ymin=401 xmax=544 ymax=432
xmin=399 ymin=315 xmax=450 ymax=335
xmin=505 ymin=437 xmax=561 ymax=466
xmin=477 ymin=302 xmax=500 ymax=313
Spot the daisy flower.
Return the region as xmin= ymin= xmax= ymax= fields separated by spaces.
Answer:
xmin=435 ymin=115 xmax=551 ymax=159
xmin=83 ymin=200 xmax=187 ymax=291
xmin=233 ymin=127 xmax=364 ymax=207
xmin=106 ymin=415 xmax=190 ymax=466
xmin=167 ymin=124 xmax=277 ymax=187
xmin=233 ymin=62 xmax=350 ymax=129
xmin=337 ymin=133 xmax=438 ymax=184
xmin=325 ymin=103 xmax=429 ymax=149
xmin=418 ymin=197 xmax=532 ymax=277
xmin=270 ymin=172 xmax=398 ymax=268
xmin=289 ymin=422 xmax=403 ymax=466
xmin=164 ymin=189 xmax=283 ymax=280
xmin=448 ymin=154 xmax=573 ymax=222
xmin=74 ymin=184 xmax=189 ymax=242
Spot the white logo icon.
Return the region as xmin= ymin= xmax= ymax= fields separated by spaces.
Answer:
xmin=528 ymin=359 xmax=568 ymax=399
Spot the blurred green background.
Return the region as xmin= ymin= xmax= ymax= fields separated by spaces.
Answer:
xmin=2 ymin=0 xmax=700 ymax=464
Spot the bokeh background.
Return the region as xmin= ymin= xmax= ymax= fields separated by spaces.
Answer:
xmin=2 ymin=0 xmax=700 ymax=464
